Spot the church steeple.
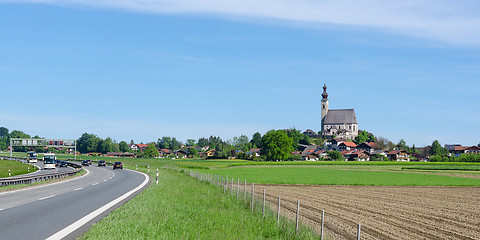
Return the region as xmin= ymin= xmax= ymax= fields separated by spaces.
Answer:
xmin=322 ymin=84 xmax=328 ymax=100
xmin=321 ymin=84 xmax=329 ymax=132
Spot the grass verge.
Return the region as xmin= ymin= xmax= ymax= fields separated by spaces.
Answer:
xmin=0 ymin=159 xmax=37 ymax=177
xmin=81 ymin=167 xmax=319 ymax=240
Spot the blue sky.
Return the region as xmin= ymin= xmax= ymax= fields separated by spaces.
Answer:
xmin=1 ymin=1 xmax=479 ymax=146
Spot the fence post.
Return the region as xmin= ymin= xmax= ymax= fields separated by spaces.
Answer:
xmin=236 ymin=179 xmax=239 ymax=199
xmin=244 ymin=180 xmax=247 ymax=201
xmin=357 ymin=224 xmax=361 ymax=240
xmin=251 ymin=183 xmax=255 ymax=212
xmin=156 ymin=168 xmax=159 ymax=184
xmin=295 ymin=200 xmax=300 ymax=234
xmin=231 ymin=178 xmax=234 ymax=194
xmin=321 ymin=210 xmax=325 ymax=240
xmin=226 ymin=175 xmax=228 ymax=192
xmin=277 ymin=196 xmax=281 ymax=224
xmin=136 ymin=165 xmax=137 ymax=170
xmin=263 ymin=188 xmax=266 ymax=218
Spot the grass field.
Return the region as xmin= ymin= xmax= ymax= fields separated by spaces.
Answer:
xmin=81 ymin=165 xmax=319 ymax=240
xmin=0 ymin=159 xmax=36 ymax=177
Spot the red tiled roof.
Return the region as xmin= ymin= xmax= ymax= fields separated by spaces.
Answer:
xmin=340 ymin=142 xmax=357 ymax=147
xmin=137 ymin=144 xmax=148 ymax=148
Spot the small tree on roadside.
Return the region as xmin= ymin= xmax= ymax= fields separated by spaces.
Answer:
xmin=260 ymin=130 xmax=294 ymax=161
xmin=328 ymin=150 xmax=343 ymax=161
xmin=143 ymin=143 xmax=159 ymax=158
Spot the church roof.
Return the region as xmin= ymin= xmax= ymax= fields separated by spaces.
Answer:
xmin=324 ymin=109 xmax=357 ymax=124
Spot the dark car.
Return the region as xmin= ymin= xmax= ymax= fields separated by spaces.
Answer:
xmin=82 ymin=160 xmax=90 ymax=166
xmin=86 ymin=160 xmax=92 ymax=166
xmin=113 ymin=161 xmax=123 ymax=170
xmin=98 ymin=160 xmax=106 ymax=167
xmin=58 ymin=161 xmax=68 ymax=167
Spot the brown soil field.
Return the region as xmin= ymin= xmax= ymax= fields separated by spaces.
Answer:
xmin=253 ymin=184 xmax=480 ymax=240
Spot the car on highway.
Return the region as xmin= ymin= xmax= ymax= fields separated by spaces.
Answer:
xmin=57 ymin=161 xmax=68 ymax=168
xmin=113 ymin=161 xmax=123 ymax=170
xmin=98 ymin=160 xmax=106 ymax=167
xmin=82 ymin=160 xmax=90 ymax=166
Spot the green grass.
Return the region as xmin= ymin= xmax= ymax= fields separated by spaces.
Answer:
xmin=81 ymin=166 xmax=319 ymax=240
xmin=202 ymin=166 xmax=480 ymax=186
xmin=0 ymin=159 xmax=37 ymax=177
xmin=402 ymin=165 xmax=480 ymax=171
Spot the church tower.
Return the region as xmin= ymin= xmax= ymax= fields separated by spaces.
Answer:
xmin=321 ymin=84 xmax=329 ymax=132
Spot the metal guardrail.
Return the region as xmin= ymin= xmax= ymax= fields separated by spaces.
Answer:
xmin=0 ymin=157 xmax=82 ymax=187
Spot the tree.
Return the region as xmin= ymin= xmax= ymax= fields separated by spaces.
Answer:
xmin=188 ymin=147 xmax=198 ymax=157
xmin=260 ymin=130 xmax=294 ymax=161
xmin=431 ymin=140 xmax=448 ymax=156
xmin=250 ymin=132 xmax=262 ymax=148
xmin=157 ymin=136 xmax=172 ymax=149
xmin=0 ymin=127 xmax=8 ymax=138
xmin=185 ymin=139 xmax=196 ymax=147
xmin=354 ymin=130 xmax=374 ymax=144
xmin=397 ymin=139 xmax=408 ymax=151
xmin=143 ymin=143 xmax=159 ymax=158
xmin=328 ymin=150 xmax=343 ymax=160
xmin=119 ymin=141 xmax=130 ymax=152
xmin=197 ymin=137 xmax=209 ymax=147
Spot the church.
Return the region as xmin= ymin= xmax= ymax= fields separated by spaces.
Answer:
xmin=321 ymin=84 xmax=359 ymax=140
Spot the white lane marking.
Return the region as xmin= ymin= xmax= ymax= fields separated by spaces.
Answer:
xmin=46 ymin=170 xmax=150 ymax=240
xmin=103 ymin=179 xmax=107 ymax=182
xmin=74 ymin=188 xmax=83 ymax=191
xmin=92 ymin=183 xmax=98 ymax=186
xmin=0 ymin=168 xmax=90 ymax=195
xmin=39 ymin=195 xmax=56 ymax=200
xmin=0 ymin=208 xmax=4 ymax=211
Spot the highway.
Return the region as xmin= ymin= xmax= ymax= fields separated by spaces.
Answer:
xmin=0 ymin=164 xmax=150 ymax=240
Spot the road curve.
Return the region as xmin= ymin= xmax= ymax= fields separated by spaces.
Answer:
xmin=0 ymin=165 xmax=150 ymax=240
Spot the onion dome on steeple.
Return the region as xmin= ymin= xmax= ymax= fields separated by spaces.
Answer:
xmin=322 ymin=84 xmax=328 ymax=100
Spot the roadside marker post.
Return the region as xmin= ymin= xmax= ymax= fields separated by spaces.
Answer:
xmin=156 ymin=168 xmax=158 ymax=184
xmin=147 ymin=166 xmax=150 ymax=173
xmin=9 ymin=169 xmax=11 ymax=176
xmin=136 ymin=165 xmax=137 ymax=170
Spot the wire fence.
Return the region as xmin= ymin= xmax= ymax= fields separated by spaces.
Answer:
xmin=163 ymin=165 xmax=365 ymax=240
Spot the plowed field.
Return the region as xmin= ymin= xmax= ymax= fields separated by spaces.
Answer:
xmin=255 ymin=184 xmax=480 ymax=239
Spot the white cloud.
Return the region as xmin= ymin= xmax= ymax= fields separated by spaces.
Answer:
xmin=7 ymin=0 xmax=480 ymax=46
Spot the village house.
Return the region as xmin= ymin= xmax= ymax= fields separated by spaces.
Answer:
xmin=343 ymin=150 xmax=370 ymax=161
xmin=445 ymin=144 xmax=480 ymax=156
xmin=136 ymin=144 xmax=148 ymax=152
xmin=302 ymin=129 xmax=318 ymax=138
xmin=387 ymin=150 xmax=410 ymax=161
xmin=338 ymin=142 xmax=357 ymax=151
xmin=247 ymin=148 xmax=261 ymax=157
xmin=104 ymin=152 xmax=136 ymax=158
xmin=356 ymin=142 xmax=376 ymax=154
xmin=129 ymin=144 xmax=138 ymax=151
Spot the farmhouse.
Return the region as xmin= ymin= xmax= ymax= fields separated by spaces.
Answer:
xmin=387 ymin=150 xmax=410 ymax=161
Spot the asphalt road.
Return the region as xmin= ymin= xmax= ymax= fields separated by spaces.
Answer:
xmin=0 ymin=165 xmax=149 ymax=240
